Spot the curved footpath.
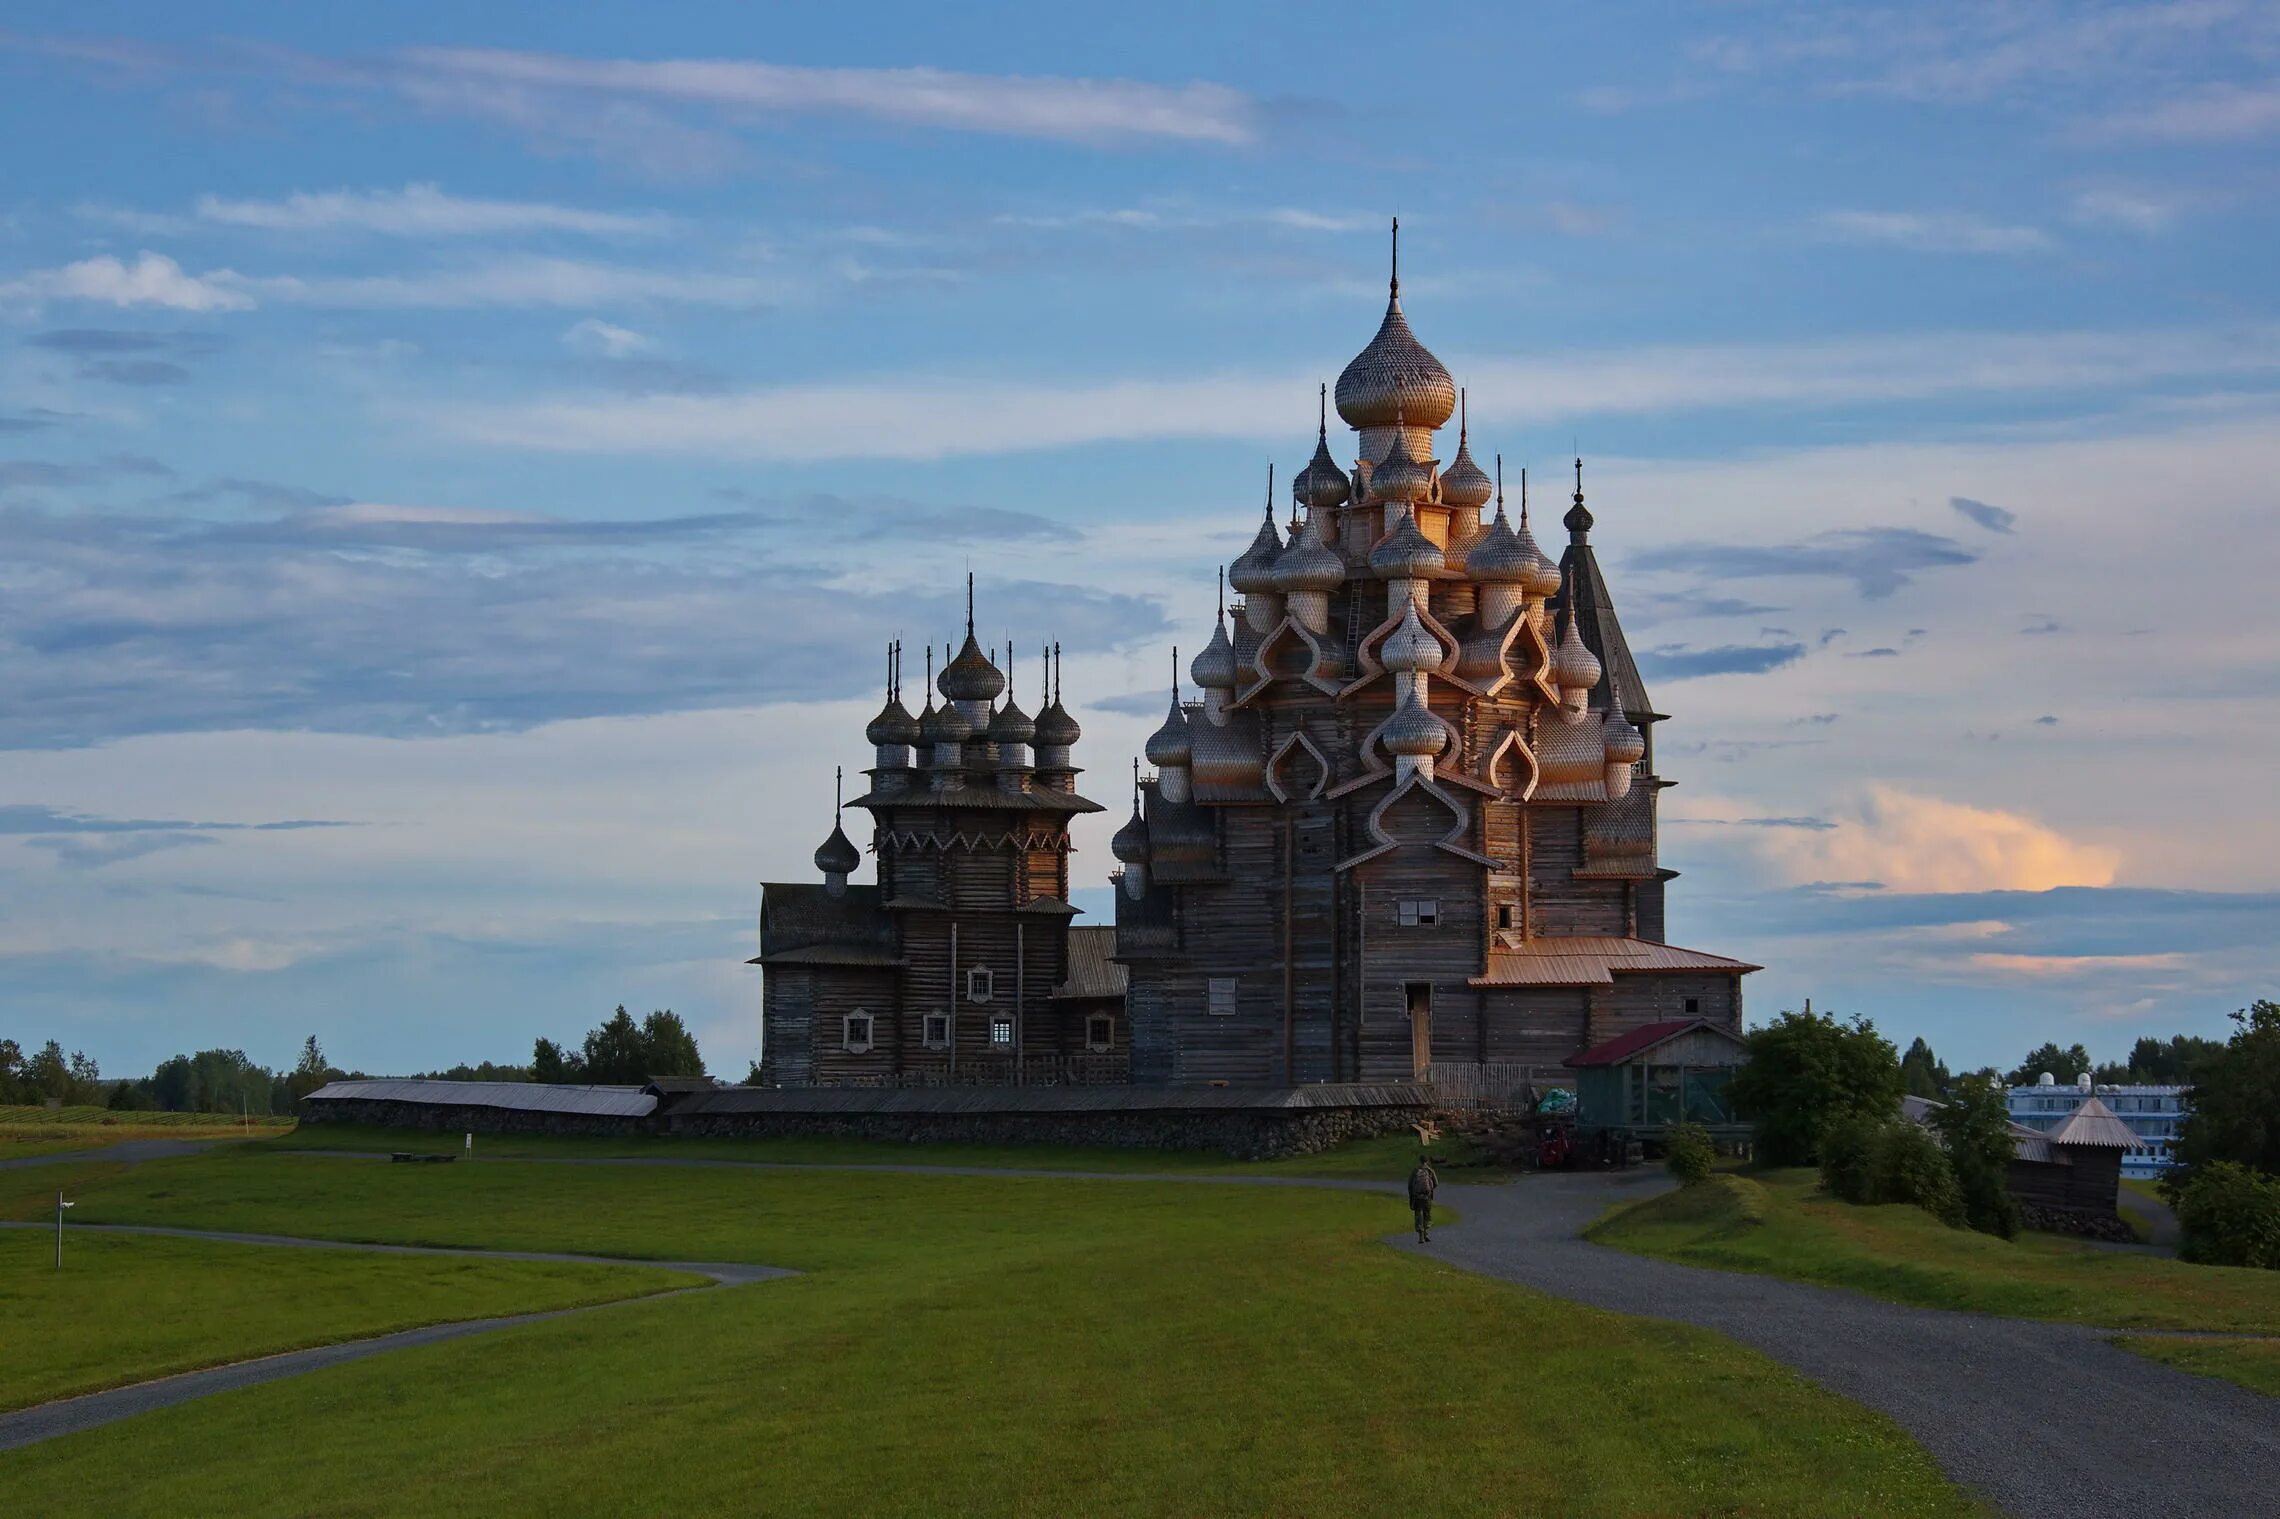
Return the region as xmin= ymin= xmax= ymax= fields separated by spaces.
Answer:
xmin=0 ymin=1221 xmax=792 ymax=1455
xmin=1398 ymin=1173 xmax=2280 ymax=1519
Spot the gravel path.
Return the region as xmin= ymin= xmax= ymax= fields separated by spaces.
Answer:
xmin=1396 ymin=1173 xmax=2280 ymax=1519
xmin=2116 ymin=1186 xmax=2182 ymax=1250
xmin=0 ymin=1222 xmax=791 ymax=1454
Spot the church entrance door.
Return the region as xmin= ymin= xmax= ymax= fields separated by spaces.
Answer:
xmin=1406 ymin=982 xmax=1433 ymax=1079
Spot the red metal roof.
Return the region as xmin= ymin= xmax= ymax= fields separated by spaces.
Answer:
xmin=1564 ymin=1018 xmax=1745 ymax=1068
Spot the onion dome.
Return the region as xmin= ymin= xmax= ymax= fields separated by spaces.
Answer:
xmin=1144 ymin=695 xmax=1193 ymax=768
xmin=1370 ymin=503 xmax=1445 ymax=580
xmin=919 ymin=695 xmax=974 ymax=745
xmin=1335 ymin=230 xmax=1456 ymax=432
xmin=866 ymin=694 xmax=920 ymax=747
xmin=1380 ymin=602 xmax=1443 ymax=674
xmin=1034 ymin=697 xmax=1081 ymax=749
xmin=1368 ymin=427 xmax=1434 ymax=504
xmin=1604 ymin=704 xmax=1646 ymax=766
xmin=814 ymin=821 xmax=860 ymax=876
xmin=1440 ymin=433 xmax=1492 ymax=511
xmin=1191 ymin=615 xmax=1238 ymax=690
xmin=1228 ymin=509 xmax=1285 ymax=596
xmin=1293 ymin=388 xmax=1352 ymax=511
xmin=1553 ymin=599 xmax=1602 ymax=692
xmin=1111 ymin=800 xmax=1151 ymax=863
xmin=988 ymin=694 xmax=1035 ymax=748
xmin=939 ymin=632 xmax=1005 ymax=704
xmin=1271 ymin=514 xmax=1346 ymax=593
xmin=1516 ymin=511 xmax=1563 ymax=599
xmin=1463 ymin=504 xmax=1533 ymax=583
xmin=1383 ymin=692 xmax=1447 ymax=757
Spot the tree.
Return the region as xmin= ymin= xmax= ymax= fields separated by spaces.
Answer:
xmin=282 ymin=1035 xmax=335 ymax=1107
xmin=1928 ymin=1073 xmax=2021 ymax=1238
xmin=1728 ymin=1008 xmax=1904 ymax=1167
xmin=1900 ymin=1037 xmax=1951 ymax=1099
xmin=24 ymin=1040 xmax=99 ymax=1105
xmin=2123 ymin=1034 xmax=2227 ymax=1085
xmin=0 ymin=1037 xmax=24 ymax=1104
xmin=2004 ymin=1042 xmax=2092 ymax=1087
xmin=2173 ymin=1000 xmax=2280 ymax=1180
xmin=532 ymin=1008 xmax=706 ymax=1086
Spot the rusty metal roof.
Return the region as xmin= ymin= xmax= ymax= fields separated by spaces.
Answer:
xmin=1566 ymin=1018 xmax=1745 ymax=1068
xmin=1472 ymin=936 xmax=1761 ymax=987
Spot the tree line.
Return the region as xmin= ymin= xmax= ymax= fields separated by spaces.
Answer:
xmin=1897 ymin=1031 xmax=2229 ymax=1100
xmin=5 ymin=1005 xmax=708 ymax=1115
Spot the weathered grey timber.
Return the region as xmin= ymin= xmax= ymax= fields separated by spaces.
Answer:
xmin=0 ymin=1221 xmax=790 ymax=1453
xmin=1396 ymin=1176 xmax=2280 ymax=1519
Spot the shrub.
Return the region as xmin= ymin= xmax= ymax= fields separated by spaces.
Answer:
xmin=2174 ymin=1161 xmax=2280 ymax=1269
xmin=1869 ymin=1121 xmax=1965 ymax=1226
xmin=1951 ymin=1152 xmax=2021 ymax=1239
xmin=1818 ymin=1111 xmax=1884 ymax=1204
xmin=1665 ymin=1123 xmax=1715 ymax=1186
xmin=1728 ymin=1008 xmax=1903 ymax=1167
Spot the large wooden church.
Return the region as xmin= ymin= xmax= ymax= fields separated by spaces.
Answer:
xmin=757 ymin=234 xmax=1754 ymax=1089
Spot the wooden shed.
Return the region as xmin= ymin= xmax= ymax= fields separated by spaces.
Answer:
xmin=2006 ymin=1096 xmax=2139 ymax=1221
xmin=1563 ymin=1018 xmax=1749 ymax=1136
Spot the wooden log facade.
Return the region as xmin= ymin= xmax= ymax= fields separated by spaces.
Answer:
xmin=757 ymin=240 xmax=1758 ymax=1096
xmin=1110 ymin=253 xmax=1758 ymax=1087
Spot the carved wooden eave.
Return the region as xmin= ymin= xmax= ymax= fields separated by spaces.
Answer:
xmin=1335 ymin=772 xmax=1501 ymax=872
xmin=1263 ymin=728 xmax=1332 ymax=802
xmin=1233 ymin=614 xmax=1345 ymax=705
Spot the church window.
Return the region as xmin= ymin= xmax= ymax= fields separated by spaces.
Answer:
xmin=842 ymin=1011 xmax=875 ymax=1054
xmin=989 ymin=1016 xmax=1015 ymax=1046
xmin=1398 ymin=898 xmax=1440 ymax=927
xmin=967 ymin=966 xmax=995 ymax=1003
xmin=1207 ymin=977 xmax=1237 ymax=1017
xmin=922 ymin=1013 xmax=950 ymax=1049
xmin=1684 ymin=997 xmax=1700 ymax=1015
xmin=1086 ymin=1015 xmax=1115 ymax=1052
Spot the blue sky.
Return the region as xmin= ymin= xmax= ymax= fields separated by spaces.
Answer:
xmin=2 ymin=1 xmax=2277 ymax=1078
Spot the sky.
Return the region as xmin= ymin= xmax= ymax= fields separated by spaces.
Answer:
xmin=2 ymin=0 xmax=2276 ymax=1081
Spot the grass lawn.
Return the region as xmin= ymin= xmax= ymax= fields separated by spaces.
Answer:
xmin=0 ymin=1105 xmax=296 ymax=1159
xmin=0 ymin=1229 xmax=699 ymax=1412
xmin=283 ymin=1121 xmax=1497 ymax=1182
xmin=0 ymin=1146 xmax=1986 ymax=1517
xmin=1588 ymin=1171 xmax=2280 ymax=1334
xmin=2116 ymin=1337 xmax=2280 ymax=1398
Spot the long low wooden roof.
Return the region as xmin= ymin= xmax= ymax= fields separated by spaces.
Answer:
xmin=1470 ymin=936 xmax=1762 ymax=987
xmin=671 ymin=1082 xmax=1430 ymax=1117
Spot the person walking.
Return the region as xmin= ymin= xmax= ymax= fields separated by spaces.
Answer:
xmin=1407 ymin=1154 xmax=1439 ymax=1243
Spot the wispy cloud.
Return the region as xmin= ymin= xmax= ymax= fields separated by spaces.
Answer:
xmin=1630 ymin=527 xmax=1978 ymax=599
xmin=1812 ymin=210 xmax=2053 ymax=255
xmin=0 ymin=251 xmax=252 ymax=312
xmin=1949 ymin=495 xmax=2017 ymax=532
xmin=1635 ymin=641 xmax=1809 ymax=680
xmin=191 ymin=183 xmax=674 ymax=238
xmin=2084 ymin=81 xmax=2280 ymax=142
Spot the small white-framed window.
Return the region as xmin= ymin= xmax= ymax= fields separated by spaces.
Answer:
xmin=1086 ymin=1014 xmax=1115 ymax=1052
xmin=842 ymin=1010 xmax=875 ymax=1054
xmin=1208 ymin=977 xmax=1237 ymax=1017
xmin=1398 ymin=898 xmax=1440 ymax=927
xmin=989 ymin=1016 xmax=1015 ymax=1047
xmin=922 ymin=1012 xmax=950 ymax=1050
xmin=966 ymin=966 xmax=995 ymax=1003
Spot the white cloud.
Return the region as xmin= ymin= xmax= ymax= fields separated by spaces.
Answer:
xmin=2082 ymin=81 xmax=2280 ymax=141
xmin=394 ymin=46 xmax=1258 ymax=146
xmin=1747 ymin=787 xmax=2120 ymax=894
xmin=561 ymin=318 xmax=654 ymax=357
xmin=244 ymin=255 xmax=784 ymax=310
xmin=192 ymin=183 xmax=673 ymax=238
xmin=1811 ymin=210 xmax=2054 ymax=255
xmin=0 ymin=251 xmax=253 ymax=311
xmin=2069 ymin=187 xmax=2184 ymax=232
xmin=1967 ymin=951 xmax=2190 ymax=978
xmin=431 ymin=321 xmax=2280 ymax=461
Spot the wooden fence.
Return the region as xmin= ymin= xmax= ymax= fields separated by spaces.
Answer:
xmin=1424 ymin=1062 xmax=1573 ymax=1111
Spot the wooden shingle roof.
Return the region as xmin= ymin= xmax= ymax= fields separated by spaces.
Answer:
xmin=2050 ymin=1096 xmax=2143 ymax=1150
xmin=1053 ymin=924 xmax=1127 ymax=1000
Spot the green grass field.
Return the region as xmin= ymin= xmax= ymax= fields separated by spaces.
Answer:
xmin=1 ymin=1105 xmax=296 ymax=1159
xmin=285 ymin=1121 xmax=1495 ymax=1180
xmin=1 ymin=1229 xmax=698 ymax=1411
xmin=1587 ymin=1171 xmax=2280 ymax=1334
xmin=0 ymin=1143 xmax=1987 ymax=1517
xmin=2115 ymin=1336 xmax=2280 ymax=1397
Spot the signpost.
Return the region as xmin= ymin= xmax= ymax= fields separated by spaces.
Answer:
xmin=55 ymin=1190 xmax=75 ymax=1268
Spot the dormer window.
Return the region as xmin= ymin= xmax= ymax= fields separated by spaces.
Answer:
xmin=966 ymin=966 xmax=994 ymax=1003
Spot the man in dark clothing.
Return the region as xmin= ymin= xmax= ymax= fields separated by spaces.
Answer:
xmin=1408 ymin=1155 xmax=1439 ymax=1242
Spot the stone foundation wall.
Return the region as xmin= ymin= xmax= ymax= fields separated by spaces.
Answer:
xmin=305 ymin=1094 xmax=1431 ymax=1160
xmin=2020 ymin=1201 xmax=2137 ymax=1243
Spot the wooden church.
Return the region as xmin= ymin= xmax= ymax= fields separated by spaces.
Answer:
xmin=758 ymin=230 xmax=1755 ymax=1090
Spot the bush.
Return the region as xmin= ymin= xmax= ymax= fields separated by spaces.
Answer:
xmin=1818 ymin=1111 xmax=1884 ymax=1204
xmin=1728 ymin=1008 xmax=1904 ymax=1167
xmin=1665 ymin=1123 xmax=1715 ymax=1186
xmin=1868 ymin=1121 xmax=1965 ymax=1226
xmin=2174 ymin=1161 xmax=2280 ymax=1269
xmin=1952 ymin=1153 xmax=2021 ymax=1240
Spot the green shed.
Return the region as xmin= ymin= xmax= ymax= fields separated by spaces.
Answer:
xmin=1564 ymin=1018 xmax=1750 ymax=1136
